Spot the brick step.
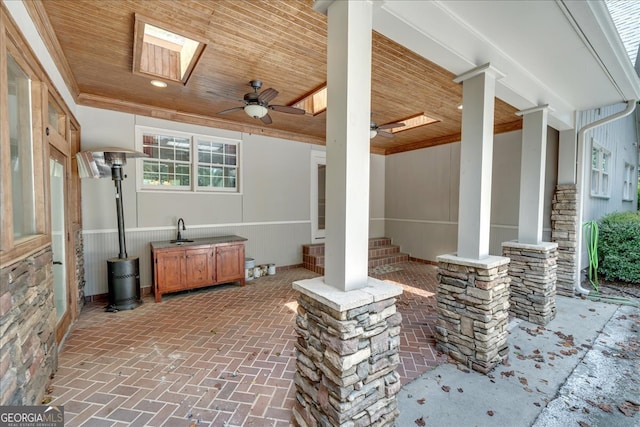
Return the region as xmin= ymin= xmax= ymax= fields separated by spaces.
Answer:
xmin=302 ymin=238 xmax=408 ymax=274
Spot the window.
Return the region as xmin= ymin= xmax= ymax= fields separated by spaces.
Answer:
xmin=138 ymin=127 xmax=240 ymax=192
xmin=1 ymin=11 xmax=49 ymax=264
xmin=623 ymin=162 xmax=635 ymax=201
xmin=7 ymin=54 xmax=37 ymax=239
xmin=591 ymin=143 xmax=611 ymax=198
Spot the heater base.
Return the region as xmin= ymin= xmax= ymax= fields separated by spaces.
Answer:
xmin=106 ymin=257 xmax=142 ymax=311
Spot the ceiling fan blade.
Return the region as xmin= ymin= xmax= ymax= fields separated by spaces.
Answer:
xmin=207 ymin=90 xmax=244 ymax=102
xmin=258 ymin=88 xmax=279 ymax=103
xmin=269 ymin=105 xmax=306 ymax=115
xmin=260 ymin=113 xmax=273 ymax=125
xmin=217 ymin=106 xmax=245 ymax=115
xmin=376 ymin=130 xmax=395 ymax=138
xmin=377 ymin=122 xmax=405 ymax=130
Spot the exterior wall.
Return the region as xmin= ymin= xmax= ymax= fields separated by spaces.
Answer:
xmin=0 ymin=248 xmax=58 ymax=405
xmin=385 ymin=129 xmax=559 ymax=261
xmin=577 ymin=104 xmax=639 ymax=272
xmin=77 ymin=107 xmax=386 ymax=296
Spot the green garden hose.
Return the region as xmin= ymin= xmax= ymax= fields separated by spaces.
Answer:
xmin=583 ymin=220 xmax=599 ymax=293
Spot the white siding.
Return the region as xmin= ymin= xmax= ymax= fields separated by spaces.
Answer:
xmin=577 ymin=103 xmax=639 ymax=271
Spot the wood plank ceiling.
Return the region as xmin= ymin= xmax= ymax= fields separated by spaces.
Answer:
xmin=38 ymin=0 xmax=521 ymax=155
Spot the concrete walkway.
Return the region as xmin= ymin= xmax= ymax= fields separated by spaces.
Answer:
xmin=397 ymin=296 xmax=640 ymax=427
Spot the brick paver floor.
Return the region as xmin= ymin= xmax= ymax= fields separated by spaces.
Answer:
xmin=49 ymin=262 xmax=446 ymax=426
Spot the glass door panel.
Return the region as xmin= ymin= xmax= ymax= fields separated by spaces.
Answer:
xmin=50 ymin=155 xmax=67 ymax=322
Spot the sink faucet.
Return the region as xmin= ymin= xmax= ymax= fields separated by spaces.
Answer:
xmin=177 ymin=218 xmax=186 ymax=240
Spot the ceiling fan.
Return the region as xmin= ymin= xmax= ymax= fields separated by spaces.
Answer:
xmin=209 ymin=80 xmax=306 ymax=125
xmin=370 ymin=119 xmax=405 ymax=139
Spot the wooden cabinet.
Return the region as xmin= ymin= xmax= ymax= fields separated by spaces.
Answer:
xmin=151 ymin=236 xmax=246 ymax=302
xmin=215 ymin=243 xmax=245 ymax=284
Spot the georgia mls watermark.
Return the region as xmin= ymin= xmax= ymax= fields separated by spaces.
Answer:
xmin=0 ymin=406 xmax=64 ymax=427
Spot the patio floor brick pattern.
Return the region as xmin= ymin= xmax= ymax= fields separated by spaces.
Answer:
xmin=49 ymin=262 xmax=446 ymax=426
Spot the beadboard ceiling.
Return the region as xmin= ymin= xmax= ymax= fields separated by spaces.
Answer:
xmin=31 ymin=0 xmax=640 ymax=154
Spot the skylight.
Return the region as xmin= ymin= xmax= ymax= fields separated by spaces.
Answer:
xmin=290 ymin=84 xmax=327 ymax=116
xmin=133 ymin=15 xmax=206 ymax=85
xmin=389 ymin=113 xmax=439 ymax=134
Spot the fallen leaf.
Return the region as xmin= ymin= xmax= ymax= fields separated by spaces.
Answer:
xmin=487 ymin=410 xmax=494 ymax=416
xmin=618 ymin=400 xmax=640 ymax=416
xmin=457 ymin=388 xmax=464 ymax=393
xmin=415 ymin=416 xmax=426 ymax=426
xmin=417 ymin=398 xmax=426 ymax=405
xmin=501 ymin=370 xmax=515 ymax=378
xmin=535 ymin=364 xmax=542 ymax=369
xmin=519 ymin=377 xmax=528 ymax=386
xmin=524 ymin=387 xmax=533 ymax=393
xmin=578 ymin=422 xmax=590 ymax=427
xmin=597 ymin=403 xmax=613 ymax=413
xmin=441 ymin=385 xmax=450 ymax=393
xmin=582 ymin=407 xmax=590 ymax=413
xmin=533 ymin=402 xmax=541 ymax=407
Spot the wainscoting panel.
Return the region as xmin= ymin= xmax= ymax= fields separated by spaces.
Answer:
xmin=83 ymin=222 xmax=311 ymax=296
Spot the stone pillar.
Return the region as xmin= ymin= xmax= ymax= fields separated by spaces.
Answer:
xmin=502 ymin=241 xmax=558 ymax=325
xmin=293 ymin=278 xmax=403 ymax=427
xmin=551 ymin=184 xmax=578 ymax=296
xmin=435 ymin=255 xmax=510 ymax=374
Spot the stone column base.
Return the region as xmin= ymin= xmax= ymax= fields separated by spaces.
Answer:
xmin=551 ymin=184 xmax=578 ymax=296
xmin=292 ymin=277 xmax=403 ymax=427
xmin=435 ymin=254 xmax=510 ymax=374
xmin=502 ymin=241 xmax=558 ymax=325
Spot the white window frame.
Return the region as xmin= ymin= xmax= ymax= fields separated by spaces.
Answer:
xmin=622 ymin=162 xmax=634 ymax=201
xmin=136 ymin=126 xmax=241 ymax=193
xmin=590 ymin=142 xmax=611 ymax=198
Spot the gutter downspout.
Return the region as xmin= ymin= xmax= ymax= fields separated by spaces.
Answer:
xmin=574 ymin=99 xmax=637 ymax=295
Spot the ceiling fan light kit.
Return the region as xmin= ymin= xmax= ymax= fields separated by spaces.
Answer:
xmin=211 ymin=79 xmax=306 ymax=124
xmin=244 ymin=104 xmax=268 ymax=119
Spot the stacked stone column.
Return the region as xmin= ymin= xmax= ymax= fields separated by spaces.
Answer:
xmin=502 ymin=241 xmax=558 ymax=325
xmin=292 ymin=278 xmax=402 ymax=427
xmin=435 ymin=255 xmax=510 ymax=374
xmin=551 ymin=184 xmax=578 ymax=296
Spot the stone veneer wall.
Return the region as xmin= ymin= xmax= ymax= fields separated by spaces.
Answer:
xmin=0 ymin=247 xmax=58 ymax=405
xmin=436 ymin=255 xmax=511 ymax=374
xmin=75 ymin=228 xmax=86 ymax=313
xmin=502 ymin=242 xmax=558 ymax=325
xmin=293 ymin=284 xmax=402 ymax=427
xmin=551 ymin=184 xmax=578 ymax=296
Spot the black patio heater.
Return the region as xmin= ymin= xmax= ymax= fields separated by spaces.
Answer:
xmin=77 ymin=148 xmax=148 ymax=312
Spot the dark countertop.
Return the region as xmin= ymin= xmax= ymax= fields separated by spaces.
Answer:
xmin=150 ymin=235 xmax=247 ymax=250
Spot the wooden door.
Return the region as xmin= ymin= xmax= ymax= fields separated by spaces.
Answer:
xmin=185 ymin=247 xmax=214 ymax=287
xmin=155 ymin=249 xmax=185 ymax=292
xmin=215 ymin=243 xmax=244 ymax=283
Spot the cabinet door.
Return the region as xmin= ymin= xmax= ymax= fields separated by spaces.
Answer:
xmin=185 ymin=247 xmax=214 ymax=287
xmin=156 ymin=249 xmax=185 ymax=292
xmin=215 ymin=243 xmax=245 ymax=283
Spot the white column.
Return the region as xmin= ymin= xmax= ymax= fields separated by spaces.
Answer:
xmin=454 ymin=64 xmax=503 ymax=260
xmin=557 ymin=128 xmax=578 ymax=185
xmin=516 ymin=105 xmax=549 ymax=244
xmin=323 ymin=0 xmax=372 ymax=291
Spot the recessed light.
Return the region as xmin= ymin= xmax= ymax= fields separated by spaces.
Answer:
xmin=150 ymin=80 xmax=168 ymax=88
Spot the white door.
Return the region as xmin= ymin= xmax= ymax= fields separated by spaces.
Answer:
xmin=310 ymin=150 xmax=326 ymax=241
